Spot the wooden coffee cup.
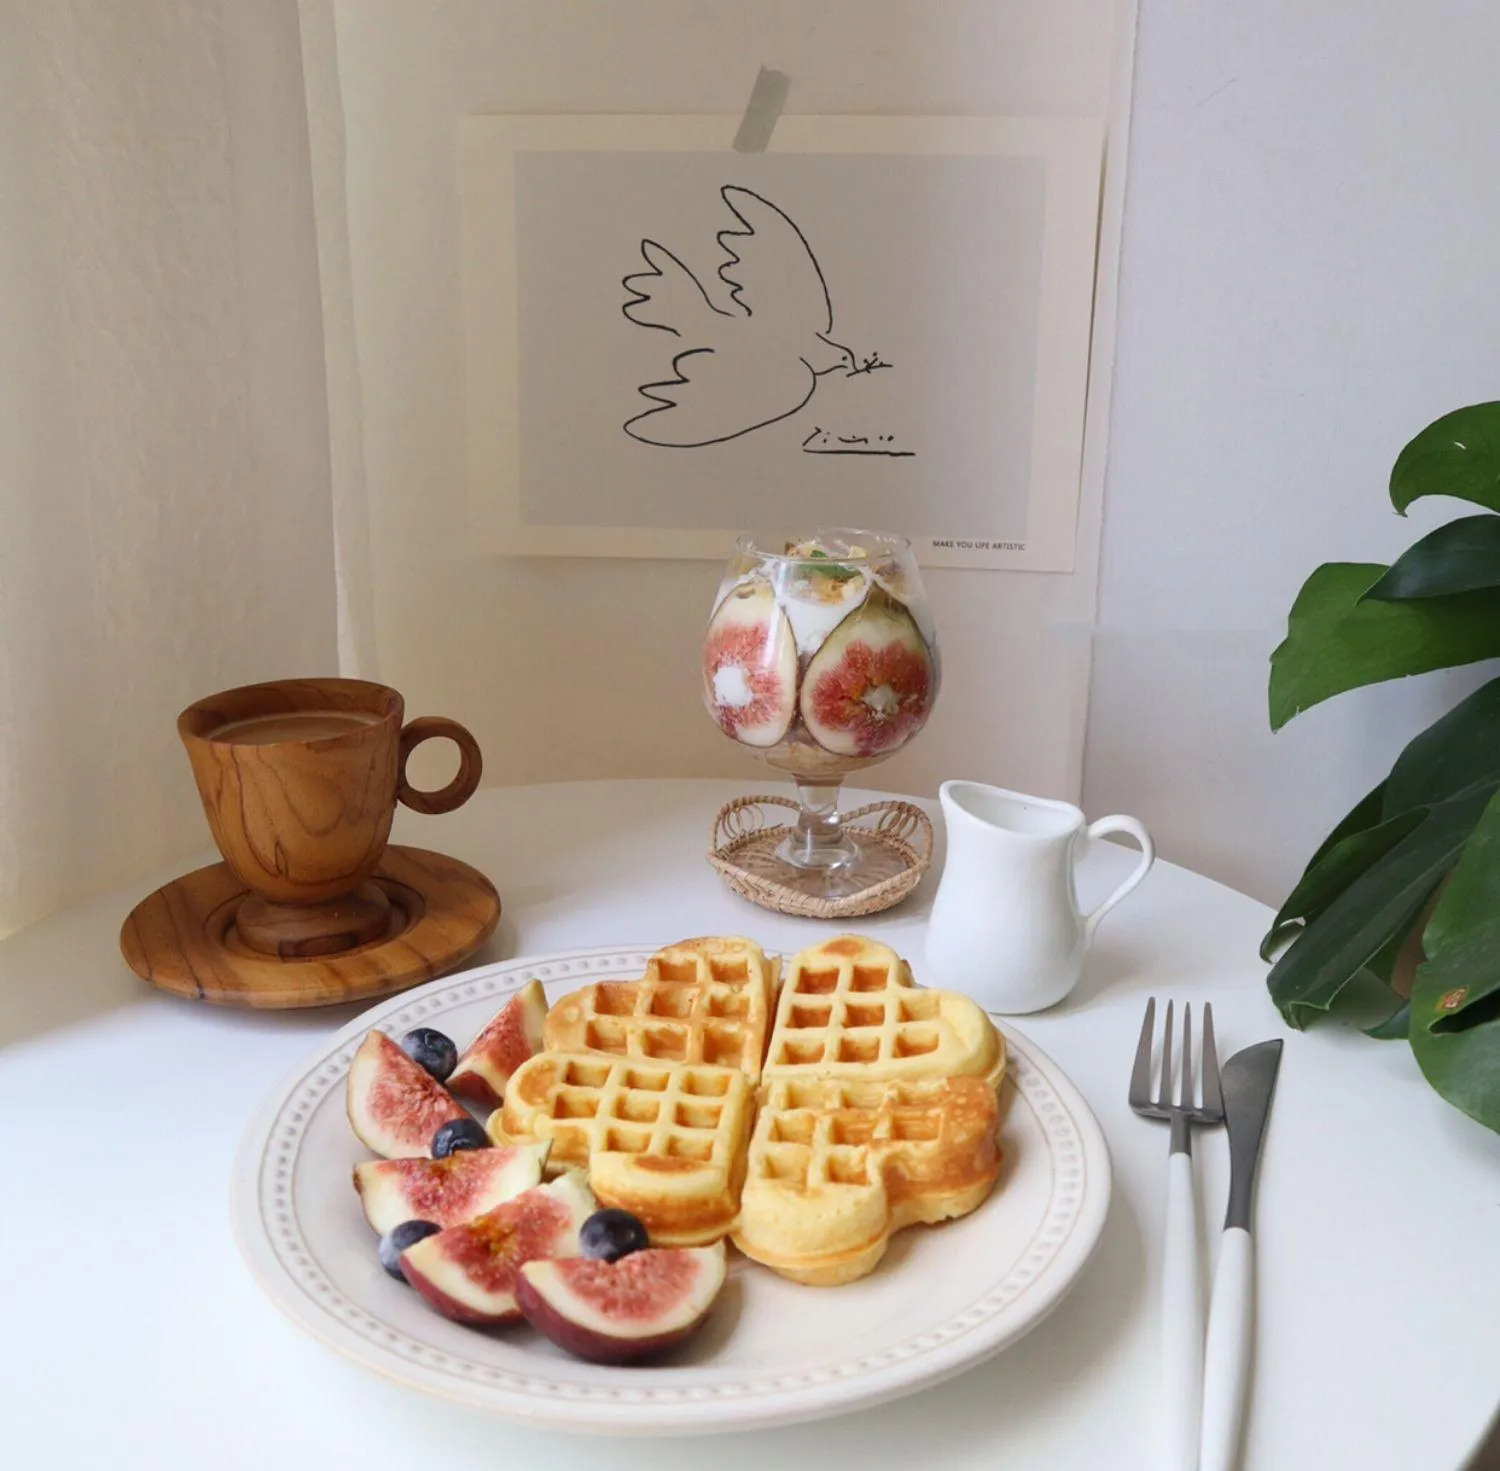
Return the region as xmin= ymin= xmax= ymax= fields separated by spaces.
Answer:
xmin=178 ymin=678 xmax=482 ymax=958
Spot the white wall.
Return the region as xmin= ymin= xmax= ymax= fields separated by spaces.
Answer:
xmin=320 ymin=0 xmax=1121 ymax=804
xmin=0 ymin=0 xmax=337 ymax=936
xmin=1085 ymin=0 xmax=1500 ymax=905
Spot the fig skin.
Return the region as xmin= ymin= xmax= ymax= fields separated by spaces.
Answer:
xmin=702 ymin=578 xmax=798 ymax=748
xmin=798 ymin=587 xmax=936 ymax=759
xmin=346 ymin=1030 xmax=470 ymax=1160
xmin=398 ymin=1174 xmax=595 ymax=1327
xmin=353 ymin=1142 xmax=549 ymax=1235
xmin=515 ymin=1243 xmax=727 ymax=1364
xmin=448 ymin=979 xmax=548 ymax=1111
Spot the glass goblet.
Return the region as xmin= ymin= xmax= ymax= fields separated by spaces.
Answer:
xmin=702 ymin=529 xmax=939 ymax=898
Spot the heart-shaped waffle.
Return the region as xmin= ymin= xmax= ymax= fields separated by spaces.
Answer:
xmin=486 ymin=1052 xmax=753 ymax=1248
xmin=733 ymin=1073 xmax=1002 ymax=1285
xmin=761 ymin=935 xmax=1005 ymax=1088
xmin=543 ymin=936 xmax=777 ymax=1083
xmin=486 ymin=934 xmax=1004 ymax=1280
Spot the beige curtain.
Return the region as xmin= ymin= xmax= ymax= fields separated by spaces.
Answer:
xmin=0 ymin=0 xmax=341 ymax=936
xmin=0 ymin=0 xmax=1123 ymax=936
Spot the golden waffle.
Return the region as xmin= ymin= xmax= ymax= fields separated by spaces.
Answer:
xmin=762 ymin=935 xmax=1005 ymax=1088
xmin=485 ymin=1051 xmax=753 ymax=1247
xmin=543 ymin=936 xmax=777 ymax=1083
xmin=732 ymin=1074 xmax=1002 ymax=1285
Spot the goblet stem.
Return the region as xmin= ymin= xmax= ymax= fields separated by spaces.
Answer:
xmin=777 ymin=778 xmax=859 ymax=872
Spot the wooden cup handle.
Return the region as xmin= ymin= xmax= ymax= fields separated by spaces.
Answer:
xmin=397 ymin=717 xmax=483 ymax=815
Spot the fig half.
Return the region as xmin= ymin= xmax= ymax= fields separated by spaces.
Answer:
xmin=799 ymin=586 xmax=936 ymax=757
xmin=448 ymin=979 xmax=548 ymax=1110
xmin=353 ymin=1141 xmax=551 ymax=1235
xmin=346 ymin=1030 xmax=470 ymax=1160
xmin=399 ymin=1172 xmax=596 ymax=1326
xmin=702 ymin=577 xmax=798 ymax=747
xmin=516 ymin=1241 xmax=727 ymax=1364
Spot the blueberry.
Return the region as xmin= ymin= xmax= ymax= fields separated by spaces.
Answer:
xmin=579 ymin=1208 xmax=650 ymax=1263
xmin=379 ymin=1219 xmax=440 ymax=1279
xmin=400 ymin=1027 xmax=458 ymax=1082
xmin=431 ymin=1116 xmax=489 ymax=1158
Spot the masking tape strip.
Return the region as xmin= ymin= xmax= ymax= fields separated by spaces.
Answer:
xmin=732 ymin=67 xmax=792 ymax=153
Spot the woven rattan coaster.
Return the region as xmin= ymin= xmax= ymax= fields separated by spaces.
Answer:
xmin=708 ymin=796 xmax=933 ymax=919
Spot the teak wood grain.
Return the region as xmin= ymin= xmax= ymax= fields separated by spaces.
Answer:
xmin=176 ymin=677 xmax=483 ymax=956
xmin=120 ymin=846 xmax=501 ymax=1009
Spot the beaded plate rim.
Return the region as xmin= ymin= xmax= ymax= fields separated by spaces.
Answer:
xmin=231 ymin=946 xmax=1112 ymax=1435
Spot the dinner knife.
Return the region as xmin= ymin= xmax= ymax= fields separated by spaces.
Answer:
xmin=1199 ymin=1038 xmax=1283 ymax=1471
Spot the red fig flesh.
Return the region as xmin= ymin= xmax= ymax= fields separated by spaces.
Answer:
xmin=702 ymin=578 xmax=798 ymax=747
xmin=799 ymin=588 xmax=935 ymax=757
xmin=448 ymin=979 xmax=548 ymax=1110
xmin=353 ymin=1141 xmax=551 ymax=1235
xmin=516 ymin=1242 xmax=727 ymax=1364
xmin=398 ymin=1173 xmax=596 ymax=1326
xmin=346 ymin=1030 xmax=470 ymax=1160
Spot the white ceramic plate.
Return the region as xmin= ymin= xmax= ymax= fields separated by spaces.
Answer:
xmin=231 ymin=947 xmax=1111 ymax=1435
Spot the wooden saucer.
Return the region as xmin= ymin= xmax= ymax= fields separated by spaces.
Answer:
xmin=121 ymin=846 xmax=501 ymax=1009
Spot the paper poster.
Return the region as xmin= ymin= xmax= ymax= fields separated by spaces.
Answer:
xmin=460 ymin=115 xmax=1101 ymax=570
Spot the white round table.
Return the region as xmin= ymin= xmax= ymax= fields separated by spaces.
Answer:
xmin=2 ymin=779 xmax=1497 ymax=1469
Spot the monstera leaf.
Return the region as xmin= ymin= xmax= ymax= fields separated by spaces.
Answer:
xmin=1267 ymin=785 xmax=1491 ymax=1029
xmin=1260 ymin=807 xmax=1425 ymax=964
xmin=1389 ymin=402 xmax=1500 ymax=515
xmin=1408 ymin=790 xmax=1500 ymax=1129
xmin=1364 ymin=514 xmax=1500 ymax=600
xmin=1267 ymin=675 xmax=1500 ymax=961
xmin=1268 ymin=402 xmax=1500 ymax=1134
xmin=1268 ymin=565 xmax=1500 ymax=730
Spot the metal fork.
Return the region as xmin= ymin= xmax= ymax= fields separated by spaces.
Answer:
xmin=1130 ymin=998 xmax=1224 ymax=1471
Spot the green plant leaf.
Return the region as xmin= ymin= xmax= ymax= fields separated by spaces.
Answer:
xmin=1408 ymin=787 xmax=1500 ymax=1130
xmin=1408 ymin=793 xmax=1500 ymax=1022
xmin=1267 ymin=786 xmax=1493 ymax=1027
xmin=1383 ymin=675 xmax=1500 ymax=816
xmin=1365 ymin=1001 xmax=1411 ymax=1039
xmin=1390 ymin=402 xmax=1500 ymax=515
xmin=1265 ymin=674 xmax=1500 ymax=997
xmin=1269 ymin=563 xmax=1500 ymax=730
xmin=1327 ymin=969 xmax=1409 ymax=1032
xmin=1363 ymin=514 xmax=1500 ymax=600
xmin=1259 ymin=807 xmax=1425 ymax=962
xmin=1306 ymin=780 xmax=1388 ymax=870
xmin=1347 ymin=927 xmax=1417 ymax=1035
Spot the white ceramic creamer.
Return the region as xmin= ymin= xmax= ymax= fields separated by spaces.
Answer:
xmin=925 ymin=781 xmax=1155 ymax=1014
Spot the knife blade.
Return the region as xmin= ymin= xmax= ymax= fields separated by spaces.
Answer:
xmin=1221 ymin=1039 xmax=1283 ymax=1231
xmin=1199 ymin=1038 xmax=1283 ymax=1471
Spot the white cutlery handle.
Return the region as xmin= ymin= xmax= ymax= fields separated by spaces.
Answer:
xmin=1200 ymin=1226 xmax=1254 ymax=1471
xmin=1162 ymin=1150 xmax=1201 ymax=1471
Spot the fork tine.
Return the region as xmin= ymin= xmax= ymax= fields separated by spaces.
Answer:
xmin=1155 ymin=999 xmax=1175 ymax=1110
xmin=1201 ymin=1002 xmax=1223 ymax=1116
xmin=1181 ymin=1001 xmax=1195 ymax=1110
xmin=1129 ymin=997 xmax=1156 ymax=1106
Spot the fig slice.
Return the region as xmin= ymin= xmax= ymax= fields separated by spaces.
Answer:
xmin=399 ymin=1172 xmax=596 ymax=1326
xmin=702 ymin=576 xmax=798 ymax=748
xmin=516 ymin=1241 xmax=727 ymax=1364
xmin=799 ymin=585 xmax=936 ymax=757
xmin=353 ymin=1141 xmax=552 ymax=1235
xmin=346 ymin=1030 xmax=471 ymax=1160
xmin=448 ymin=979 xmax=548 ymax=1110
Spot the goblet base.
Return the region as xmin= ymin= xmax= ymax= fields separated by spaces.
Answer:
xmin=709 ymin=794 xmax=934 ymax=917
xmin=764 ymin=778 xmax=911 ymax=899
xmin=766 ymin=829 xmax=915 ymax=900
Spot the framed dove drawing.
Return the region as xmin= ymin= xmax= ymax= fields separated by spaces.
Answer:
xmin=458 ymin=114 xmax=1102 ymax=570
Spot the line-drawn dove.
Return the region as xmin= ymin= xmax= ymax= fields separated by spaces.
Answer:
xmin=620 ymin=185 xmax=857 ymax=447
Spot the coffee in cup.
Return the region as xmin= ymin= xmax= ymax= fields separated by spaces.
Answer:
xmin=178 ymin=678 xmax=482 ymax=958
